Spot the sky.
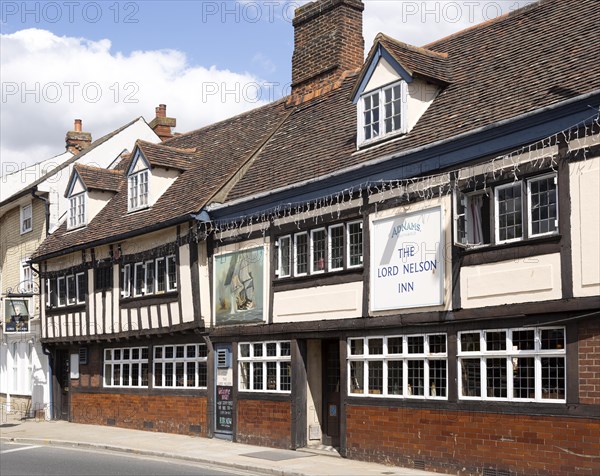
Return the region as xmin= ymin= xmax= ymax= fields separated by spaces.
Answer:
xmin=0 ymin=0 xmax=534 ymax=174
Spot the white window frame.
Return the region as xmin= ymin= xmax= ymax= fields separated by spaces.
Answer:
xmin=121 ymin=264 xmax=131 ymax=298
xmin=153 ymin=344 xmax=208 ymax=389
xmin=238 ymin=341 xmax=292 ymax=394
xmin=294 ymin=232 xmax=309 ymax=277
xmin=347 ymin=334 xmax=447 ymax=399
xmin=68 ymin=192 xmax=86 ymax=229
xmin=346 ymin=220 xmax=363 ymax=269
xmin=358 ymin=81 xmax=407 ymax=146
xmin=457 ymin=327 xmax=566 ymax=403
xmin=128 ymin=170 xmax=149 ymax=212
xmin=277 ymin=235 xmax=292 ymax=278
xmin=328 ymin=224 xmax=345 ymax=272
xmin=57 ymin=276 xmax=66 ymax=307
xmin=527 ymin=173 xmax=558 ymax=238
xmin=20 ymin=204 xmax=32 ymax=234
xmin=494 ymin=181 xmax=524 ymax=244
xmin=310 ymin=228 xmax=327 ymax=274
xmin=104 ymin=347 xmax=149 ymax=388
xmin=155 ymin=258 xmax=166 ymax=294
xmin=66 ymin=274 xmax=76 ymax=305
xmin=20 ymin=258 xmax=33 ymax=294
xmin=166 ymin=255 xmax=177 ymax=291
xmin=144 ymin=259 xmax=155 ymax=295
xmin=75 ymin=272 xmax=86 ymax=304
xmin=133 ymin=262 xmax=145 ymax=296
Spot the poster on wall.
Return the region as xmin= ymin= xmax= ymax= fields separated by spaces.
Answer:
xmin=4 ymin=299 xmax=30 ymax=332
xmin=214 ymin=247 xmax=264 ymax=325
xmin=370 ymin=207 xmax=444 ymax=311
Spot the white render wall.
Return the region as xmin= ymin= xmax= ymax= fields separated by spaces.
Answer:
xmin=570 ymin=153 xmax=600 ymax=297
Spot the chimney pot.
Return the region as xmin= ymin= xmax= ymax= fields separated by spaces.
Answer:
xmin=156 ymin=104 xmax=167 ymax=118
xmin=66 ymin=119 xmax=92 ymax=154
xmin=149 ymin=104 xmax=176 ymax=142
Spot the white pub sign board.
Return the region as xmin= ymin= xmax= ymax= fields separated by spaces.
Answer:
xmin=370 ymin=206 xmax=444 ymax=311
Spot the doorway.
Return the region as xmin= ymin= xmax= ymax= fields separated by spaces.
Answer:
xmin=53 ymin=350 xmax=70 ymax=420
xmin=321 ymin=340 xmax=340 ymax=447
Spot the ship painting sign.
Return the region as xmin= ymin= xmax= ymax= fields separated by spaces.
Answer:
xmin=213 ymin=246 xmax=265 ymax=325
xmin=370 ymin=207 xmax=444 ymax=311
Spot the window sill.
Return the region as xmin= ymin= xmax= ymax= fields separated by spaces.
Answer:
xmin=120 ymin=291 xmax=178 ymax=305
xmin=357 ymin=130 xmax=406 ymax=150
xmin=46 ymin=303 xmax=86 ymax=315
xmin=127 ymin=206 xmax=151 ymax=214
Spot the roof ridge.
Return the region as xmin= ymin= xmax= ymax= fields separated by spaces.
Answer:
xmin=136 ymin=139 xmax=196 ymax=154
xmin=377 ymin=33 xmax=448 ymax=59
xmin=423 ymin=0 xmax=543 ymax=49
xmin=161 ymin=97 xmax=289 ymax=145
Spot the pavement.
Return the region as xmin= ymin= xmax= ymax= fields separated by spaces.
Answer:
xmin=0 ymin=415 xmax=441 ymax=476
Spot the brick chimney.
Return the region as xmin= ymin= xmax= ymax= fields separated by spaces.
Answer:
xmin=290 ymin=0 xmax=364 ymax=104
xmin=65 ymin=119 xmax=92 ymax=154
xmin=149 ymin=104 xmax=176 ymax=141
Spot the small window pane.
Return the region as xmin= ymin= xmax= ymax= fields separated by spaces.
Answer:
xmin=368 ymin=338 xmax=383 ymax=355
xmin=368 ymin=361 xmax=383 ymax=394
xmin=350 ymin=361 xmax=364 ymax=394
xmin=407 ymin=336 xmax=424 ymax=354
xmin=387 ymin=361 xmax=403 ymax=395
xmin=461 ymin=333 xmax=480 ymax=352
xmin=541 ymin=328 xmax=564 ymax=350
xmin=486 ymin=358 xmax=507 ymax=398
xmin=407 ymin=360 xmax=424 ymax=396
xmin=350 ymin=339 xmax=364 ymax=356
xmin=461 ymin=359 xmax=481 ymax=397
xmin=388 ymin=337 xmax=403 ymax=354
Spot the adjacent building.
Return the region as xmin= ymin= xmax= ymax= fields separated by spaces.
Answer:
xmin=30 ymin=1 xmax=599 ymax=475
xmin=0 ymin=112 xmax=169 ymax=417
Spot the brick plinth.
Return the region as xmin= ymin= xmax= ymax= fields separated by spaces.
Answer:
xmin=346 ymin=406 xmax=600 ymax=476
xmin=71 ymin=392 xmax=208 ymax=436
xmin=236 ymin=399 xmax=291 ymax=449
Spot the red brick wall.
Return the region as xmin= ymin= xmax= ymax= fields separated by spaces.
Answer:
xmin=346 ymin=406 xmax=600 ymax=476
xmin=291 ymin=0 xmax=363 ymax=100
xmin=236 ymin=399 xmax=291 ymax=449
xmin=71 ymin=392 xmax=208 ymax=436
xmin=579 ymin=319 xmax=600 ymax=404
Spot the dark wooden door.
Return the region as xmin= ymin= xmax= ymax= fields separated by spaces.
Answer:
xmin=54 ymin=350 xmax=70 ymax=420
xmin=322 ymin=340 xmax=340 ymax=447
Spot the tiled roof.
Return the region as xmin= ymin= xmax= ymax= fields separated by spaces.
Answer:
xmin=136 ymin=141 xmax=196 ymax=171
xmin=34 ymin=0 xmax=600 ymax=259
xmin=73 ymin=163 xmax=122 ymax=194
xmin=34 ymin=99 xmax=291 ymax=258
xmin=224 ymin=0 xmax=600 ymax=202
xmin=377 ymin=34 xmax=451 ymax=84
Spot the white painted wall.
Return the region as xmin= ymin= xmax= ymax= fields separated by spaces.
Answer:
xmin=570 ymin=153 xmax=600 ymax=297
xmin=460 ymin=253 xmax=562 ymax=308
xmin=273 ymin=282 xmax=363 ymax=323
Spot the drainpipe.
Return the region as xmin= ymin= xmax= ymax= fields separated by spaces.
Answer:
xmin=31 ymin=188 xmax=50 ymax=236
xmin=42 ymin=344 xmax=53 ymax=420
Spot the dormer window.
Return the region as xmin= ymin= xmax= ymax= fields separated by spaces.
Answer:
xmin=68 ymin=192 xmax=86 ymax=229
xmin=128 ymin=170 xmax=149 ymax=211
xmin=359 ymin=81 xmax=406 ymax=144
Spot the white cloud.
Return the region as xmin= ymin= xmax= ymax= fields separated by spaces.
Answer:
xmin=0 ymin=28 xmax=269 ymax=172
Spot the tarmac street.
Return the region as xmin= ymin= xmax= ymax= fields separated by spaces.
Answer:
xmin=0 ymin=419 xmax=441 ymax=476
